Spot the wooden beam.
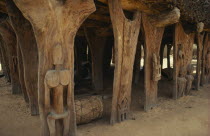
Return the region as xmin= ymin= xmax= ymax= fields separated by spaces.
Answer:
xmin=149 ymin=7 xmax=180 ymax=27
xmin=88 ymin=14 xmax=110 ymax=23
xmin=99 ymin=0 xmax=159 ymax=13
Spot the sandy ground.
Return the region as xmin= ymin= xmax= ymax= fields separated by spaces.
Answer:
xmin=0 ymin=74 xmax=209 ymax=136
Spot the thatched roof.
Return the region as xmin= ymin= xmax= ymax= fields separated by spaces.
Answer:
xmin=0 ymin=0 xmax=210 ymax=30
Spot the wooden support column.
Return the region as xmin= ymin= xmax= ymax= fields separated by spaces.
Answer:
xmin=85 ymin=29 xmax=106 ymax=91
xmin=13 ymin=0 xmax=95 ymax=135
xmin=0 ymin=38 xmax=10 ymax=82
xmin=201 ymin=33 xmax=210 ymax=85
xmin=195 ymin=33 xmax=204 ymax=90
xmin=167 ymin=44 xmax=172 ymax=68
xmin=142 ymin=13 xmax=164 ymax=111
xmin=134 ymin=42 xmax=142 ymax=84
xmin=173 ymin=23 xmax=195 ymax=99
xmin=6 ymin=0 xmax=39 ymax=115
xmin=17 ymin=44 xmax=29 ymax=103
xmin=160 ymin=43 xmax=165 ymax=69
xmin=108 ymin=0 xmax=141 ymax=124
xmin=0 ymin=20 xmax=21 ymax=94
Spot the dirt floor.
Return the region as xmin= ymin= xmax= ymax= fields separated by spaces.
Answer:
xmin=0 ymin=75 xmax=209 ymax=136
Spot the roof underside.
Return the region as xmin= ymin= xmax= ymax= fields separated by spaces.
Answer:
xmin=0 ymin=0 xmax=210 ymax=29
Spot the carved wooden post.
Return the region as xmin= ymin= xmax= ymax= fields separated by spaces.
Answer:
xmin=6 ymin=0 xmax=39 ymax=115
xmin=142 ymin=14 xmax=164 ymax=111
xmin=185 ymin=64 xmax=194 ymax=95
xmin=13 ymin=0 xmax=95 ymax=135
xmin=174 ymin=23 xmax=195 ymax=99
xmin=108 ymin=0 xmax=141 ymax=124
xmin=195 ymin=33 xmax=204 ymax=90
xmin=85 ymin=29 xmax=106 ymax=91
xmin=0 ymin=20 xmax=21 ymax=94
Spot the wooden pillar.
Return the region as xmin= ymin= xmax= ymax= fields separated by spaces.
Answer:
xmin=142 ymin=13 xmax=165 ymax=111
xmin=17 ymin=44 xmax=29 ymax=103
xmin=108 ymin=0 xmax=141 ymax=124
xmin=167 ymin=44 xmax=172 ymax=68
xmin=195 ymin=33 xmax=204 ymax=90
xmin=160 ymin=43 xmax=166 ymax=69
xmin=85 ymin=29 xmax=106 ymax=91
xmin=13 ymin=0 xmax=95 ymax=135
xmin=173 ymin=23 xmax=195 ymax=99
xmin=6 ymin=0 xmax=39 ymax=115
xmin=201 ymin=33 xmax=209 ymax=86
xmin=0 ymin=38 xmax=10 ymax=82
xmin=0 ymin=20 xmax=21 ymax=94
xmin=134 ymin=42 xmax=142 ymax=84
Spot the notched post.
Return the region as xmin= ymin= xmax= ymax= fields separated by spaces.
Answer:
xmin=142 ymin=13 xmax=165 ymax=111
xmin=108 ymin=0 xmax=141 ymax=124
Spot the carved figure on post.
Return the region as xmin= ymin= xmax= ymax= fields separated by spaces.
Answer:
xmin=185 ymin=64 xmax=194 ymax=95
xmin=178 ymin=44 xmax=184 ymax=66
xmin=152 ymin=53 xmax=161 ymax=81
xmin=44 ymin=44 xmax=71 ymax=136
xmin=177 ymin=67 xmax=187 ymax=98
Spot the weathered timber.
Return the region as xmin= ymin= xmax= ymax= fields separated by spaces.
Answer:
xmin=6 ymin=0 xmax=39 ymax=115
xmin=160 ymin=43 xmax=165 ymax=69
xmin=173 ymin=23 xmax=195 ymax=99
xmin=13 ymin=0 xmax=96 ymax=135
xmin=0 ymin=37 xmax=10 ymax=81
xmin=17 ymin=44 xmax=29 ymax=103
xmin=75 ymin=96 xmax=103 ymax=125
xmin=149 ymin=7 xmax=180 ymax=28
xmin=108 ymin=0 xmax=141 ymax=124
xmin=134 ymin=42 xmax=142 ymax=84
xmin=201 ymin=33 xmax=210 ymax=85
xmin=0 ymin=20 xmax=21 ymax=94
xmin=185 ymin=64 xmax=194 ymax=95
xmin=85 ymin=28 xmax=106 ymax=91
xmin=142 ymin=13 xmax=164 ymax=111
xmin=195 ymin=33 xmax=204 ymax=90
xmin=99 ymin=0 xmax=169 ymax=14
xmin=167 ymin=44 xmax=173 ymax=68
